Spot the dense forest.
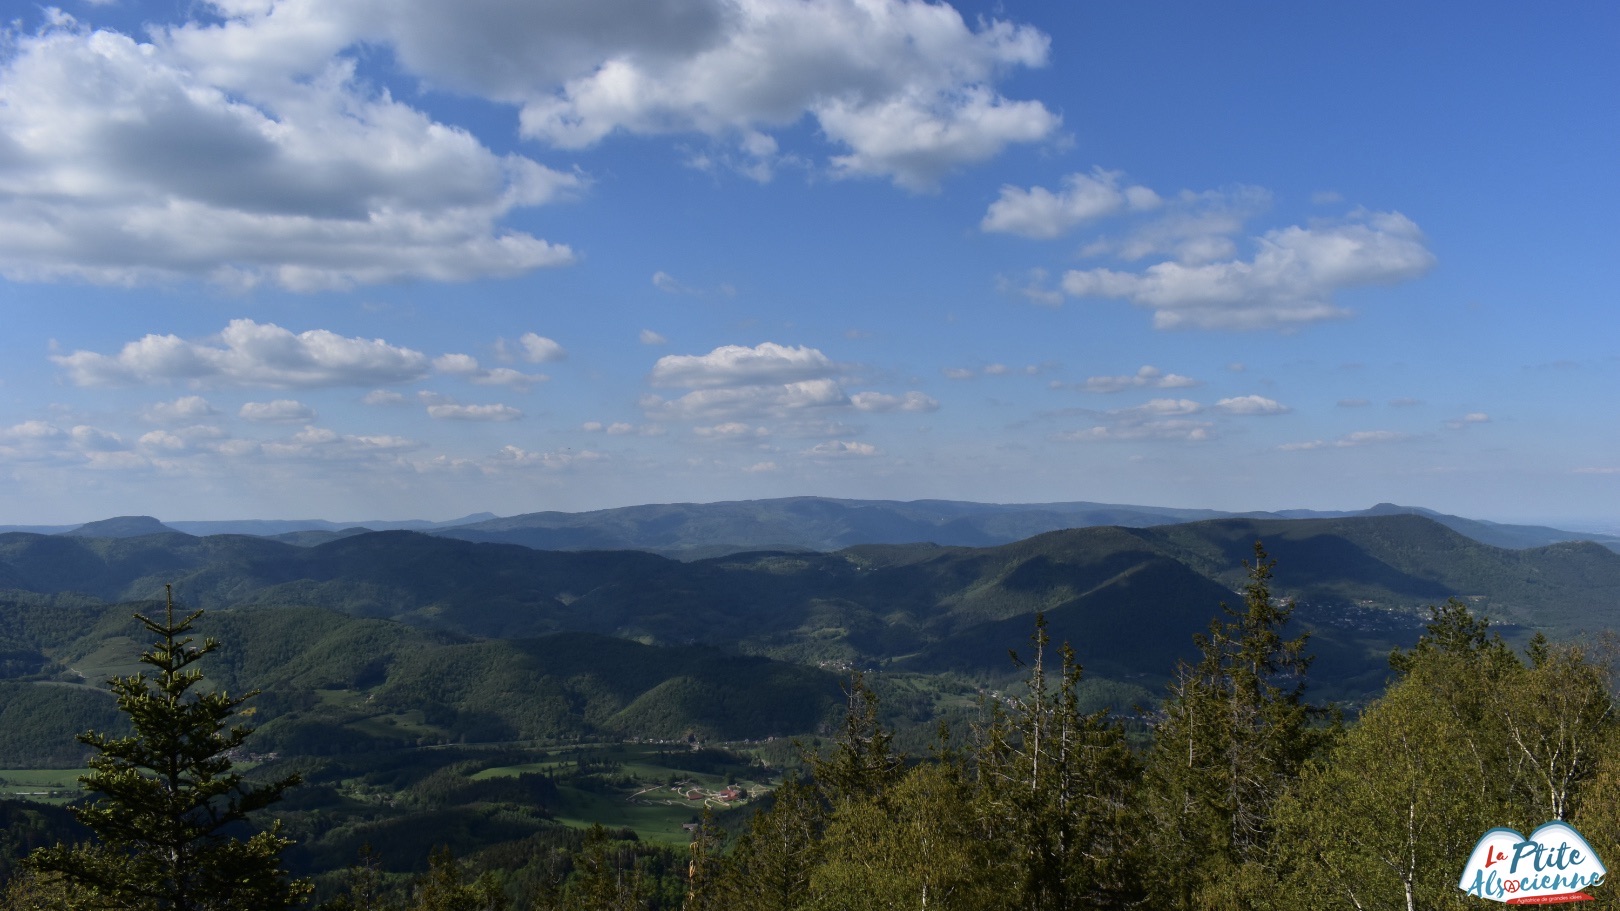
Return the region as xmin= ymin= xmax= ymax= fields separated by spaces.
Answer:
xmin=2 ymin=544 xmax=1617 ymax=909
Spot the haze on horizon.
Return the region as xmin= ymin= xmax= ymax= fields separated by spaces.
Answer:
xmin=0 ymin=1 xmax=1614 ymax=529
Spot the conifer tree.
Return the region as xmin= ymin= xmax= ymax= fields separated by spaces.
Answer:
xmin=27 ymin=587 xmax=308 ymax=911
xmin=976 ymin=615 xmax=1139 ymax=911
xmin=1138 ymin=543 xmax=1320 ymax=911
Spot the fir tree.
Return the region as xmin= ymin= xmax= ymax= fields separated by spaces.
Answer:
xmin=27 ymin=586 xmax=308 ymax=911
xmin=1138 ymin=543 xmax=1321 ymax=911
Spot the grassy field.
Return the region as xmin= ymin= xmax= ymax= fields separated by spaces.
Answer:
xmin=0 ymin=768 xmax=87 ymax=805
xmin=473 ymin=743 xmax=772 ymax=845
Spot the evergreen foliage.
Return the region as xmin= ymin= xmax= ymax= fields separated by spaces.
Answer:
xmin=26 ymin=588 xmax=309 ymax=911
xmin=1137 ymin=542 xmax=1324 ymax=911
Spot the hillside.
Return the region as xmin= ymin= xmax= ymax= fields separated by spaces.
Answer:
xmin=2 ymin=513 xmax=1617 ymax=702
xmin=17 ymin=498 xmax=1616 ymax=556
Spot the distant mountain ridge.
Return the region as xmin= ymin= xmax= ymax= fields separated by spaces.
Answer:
xmin=4 ymin=512 xmax=1619 ymax=702
xmin=5 ymin=498 xmax=1616 ymax=555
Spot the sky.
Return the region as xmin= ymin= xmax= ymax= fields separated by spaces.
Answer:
xmin=0 ymin=0 xmax=1616 ymax=528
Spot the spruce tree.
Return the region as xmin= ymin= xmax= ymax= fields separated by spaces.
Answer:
xmin=27 ymin=587 xmax=308 ymax=911
xmin=1138 ymin=543 xmax=1320 ymax=911
xmin=976 ymin=615 xmax=1139 ymax=911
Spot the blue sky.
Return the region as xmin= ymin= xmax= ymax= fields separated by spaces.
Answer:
xmin=0 ymin=0 xmax=1615 ymax=527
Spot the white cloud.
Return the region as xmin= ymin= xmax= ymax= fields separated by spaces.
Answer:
xmin=1081 ymin=186 xmax=1272 ymax=265
xmin=639 ymin=329 xmax=668 ymax=346
xmin=1278 ymin=440 xmax=1327 ymax=451
xmin=744 ymin=461 xmax=779 ymax=473
xmin=363 ymin=390 xmax=409 ymax=406
xmin=650 ymin=343 xmax=837 ymax=389
xmin=70 ymin=425 xmax=126 ymax=451
xmin=1214 ymin=395 xmax=1289 ymax=415
xmin=645 ymin=378 xmax=848 ymax=422
xmin=138 ymin=430 xmax=188 ymax=452
xmin=1055 ymin=420 xmax=1212 ymax=443
xmin=53 ymin=319 xmax=432 ymax=388
xmin=1337 ymin=398 xmax=1370 ymax=408
xmin=0 ymin=22 xmax=578 ymax=289
xmin=4 ymin=420 xmax=65 ymax=440
xmin=850 ymin=391 xmax=939 ymax=413
xmin=653 ymin=271 xmax=694 ymax=294
xmin=1446 ymin=412 xmax=1491 ymax=430
xmin=426 ymin=403 xmax=524 ymax=421
xmin=488 ymin=445 xmax=606 ymax=470
xmin=437 ymin=352 xmax=547 ymax=389
xmin=434 ymin=354 xmax=482 ymax=375
xmin=694 ymin=422 xmax=767 ymax=438
xmin=1062 ymin=210 xmax=1436 ymax=330
xmin=239 ymin=399 xmax=316 ymax=422
xmin=1078 ymin=365 xmax=1199 ymax=394
xmin=942 ymin=367 xmax=976 ymax=380
xmin=470 ymin=367 xmax=548 ymax=389
xmin=519 ymin=333 xmax=567 ymax=363
xmin=1121 ymin=398 xmax=1203 ymax=417
xmin=142 ymin=395 xmax=220 ymax=423
xmin=258 ymin=425 xmax=421 ymax=460
xmin=163 ymin=0 xmax=1056 ymax=191
xmin=997 ymin=268 xmax=1064 ymax=306
xmin=807 ymin=440 xmax=879 ymax=457
xmin=1334 ymin=430 xmax=1408 ymax=447
xmin=982 ymin=167 xmax=1159 ymax=238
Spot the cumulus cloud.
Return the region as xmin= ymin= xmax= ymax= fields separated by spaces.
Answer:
xmin=1278 ymin=440 xmax=1326 ymax=452
xmin=258 ymin=425 xmax=420 ymax=460
xmin=850 ymin=391 xmax=939 ymax=413
xmin=1214 ymin=395 xmax=1289 ymax=415
xmin=437 ymin=353 xmax=548 ymax=389
xmin=142 ymin=396 xmax=219 ymax=422
xmin=0 ymin=20 xmax=579 ymax=289
xmin=1077 ymin=365 xmax=1199 ymax=394
xmin=744 ymin=460 xmax=779 ymax=473
xmin=519 ymin=334 xmax=567 ymax=363
xmin=1080 ymin=186 xmax=1272 ymax=265
xmin=650 ymin=343 xmax=836 ymax=389
xmin=1052 ymin=398 xmax=1213 ymax=443
xmin=363 ymin=390 xmax=409 ymax=406
xmin=427 ymin=403 xmax=524 ymax=421
xmin=807 ymin=440 xmax=879 ymax=457
xmin=982 ymin=167 xmax=1159 ymax=238
xmin=4 ymin=420 xmax=65 ymax=441
xmin=1055 ymin=420 xmax=1212 ymax=443
xmin=639 ymin=330 xmax=668 ymax=346
xmin=159 ymin=0 xmax=1057 ymax=191
xmin=239 ymin=399 xmax=316 ymax=422
xmin=488 ymin=445 xmax=606 ymax=470
xmin=1334 ymin=430 xmax=1407 ymax=447
xmin=1446 ymin=412 xmax=1490 ymax=430
xmin=70 ymin=425 xmax=127 ymax=451
xmin=53 ymin=319 xmax=432 ymax=388
xmin=643 ymin=342 xmax=933 ymax=439
xmin=1062 ymin=210 xmax=1436 ymax=330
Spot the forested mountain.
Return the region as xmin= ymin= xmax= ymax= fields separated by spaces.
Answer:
xmin=11 ymin=497 xmax=1618 ymax=556
xmin=5 ymin=515 xmax=1620 ymax=910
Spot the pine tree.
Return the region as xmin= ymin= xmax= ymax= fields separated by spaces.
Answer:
xmin=976 ymin=615 xmax=1139 ymax=911
xmin=1138 ymin=543 xmax=1321 ymax=911
xmin=27 ymin=587 xmax=309 ymax=911
xmin=405 ymin=847 xmax=506 ymax=911
xmin=809 ymin=671 xmax=904 ymax=806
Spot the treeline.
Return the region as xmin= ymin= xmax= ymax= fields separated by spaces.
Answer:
xmin=676 ymin=548 xmax=1620 ymax=911
xmin=6 ymin=547 xmax=1620 ymax=911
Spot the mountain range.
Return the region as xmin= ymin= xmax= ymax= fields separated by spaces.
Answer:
xmin=6 ymin=497 xmax=1617 ymax=556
